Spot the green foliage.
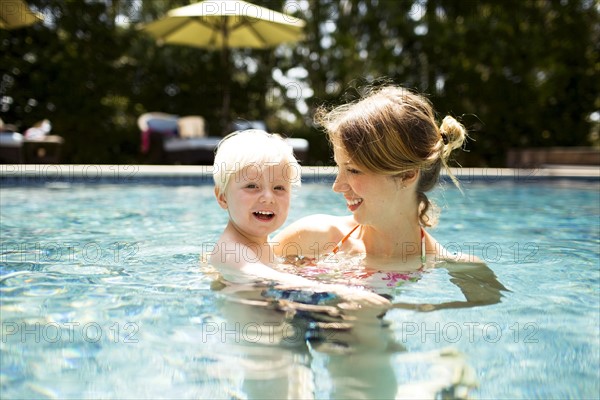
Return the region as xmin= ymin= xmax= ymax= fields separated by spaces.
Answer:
xmin=1 ymin=0 xmax=140 ymax=162
xmin=420 ymin=0 xmax=600 ymax=165
xmin=1 ymin=0 xmax=597 ymax=165
xmin=289 ymin=0 xmax=599 ymax=166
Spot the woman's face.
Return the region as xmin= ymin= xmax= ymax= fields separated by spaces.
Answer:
xmin=332 ymin=146 xmax=408 ymax=225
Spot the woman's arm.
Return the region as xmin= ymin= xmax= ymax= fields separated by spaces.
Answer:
xmin=392 ymin=261 xmax=508 ymax=312
xmin=444 ymin=261 xmax=509 ymax=305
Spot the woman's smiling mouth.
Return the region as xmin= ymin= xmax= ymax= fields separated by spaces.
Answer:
xmin=347 ymin=197 xmax=363 ymax=211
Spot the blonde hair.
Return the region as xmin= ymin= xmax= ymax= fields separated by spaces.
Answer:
xmin=316 ymin=86 xmax=467 ymax=227
xmin=212 ymin=129 xmax=301 ymax=193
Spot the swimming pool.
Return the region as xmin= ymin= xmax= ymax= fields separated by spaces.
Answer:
xmin=1 ymin=166 xmax=598 ymax=398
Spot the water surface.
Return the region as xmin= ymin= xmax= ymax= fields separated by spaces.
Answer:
xmin=1 ymin=179 xmax=599 ymax=398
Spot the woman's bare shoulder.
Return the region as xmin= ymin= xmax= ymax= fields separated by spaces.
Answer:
xmin=281 ymin=213 xmax=351 ymax=232
xmin=273 ymin=214 xmax=353 ymax=256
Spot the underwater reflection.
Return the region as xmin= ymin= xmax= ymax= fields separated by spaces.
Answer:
xmin=207 ymin=265 xmax=490 ymax=400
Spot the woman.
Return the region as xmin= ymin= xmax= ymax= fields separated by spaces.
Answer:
xmin=274 ymin=85 xmax=506 ymax=306
xmin=209 ymin=87 xmax=490 ymax=399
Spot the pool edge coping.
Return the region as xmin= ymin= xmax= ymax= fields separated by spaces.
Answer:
xmin=0 ymin=164 xmax=598 ymax=184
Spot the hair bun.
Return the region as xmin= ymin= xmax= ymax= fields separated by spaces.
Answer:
xmin=439 ymin=116 xmax=467 ymax=155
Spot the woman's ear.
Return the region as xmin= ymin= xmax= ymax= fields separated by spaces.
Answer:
xmin=402 ymin=170 xmax=419 ymax=186
xmin=215 ymin=187 xmax=228 ymax=209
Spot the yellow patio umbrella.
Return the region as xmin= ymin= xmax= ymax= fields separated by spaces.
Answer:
xmin=0 ymin=0 xmax=43 ymax=29
xmin=142 ymin=0 xmax=306 ymax=133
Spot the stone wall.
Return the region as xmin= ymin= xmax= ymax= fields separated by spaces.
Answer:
xmin=506 ymin=147 xmax=600 ymax=167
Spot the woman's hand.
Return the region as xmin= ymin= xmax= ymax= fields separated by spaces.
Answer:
xmin=271 ymin=281 xmax=391 ymax=308
xmin=324 ymin=284 xmax=391 ymax=307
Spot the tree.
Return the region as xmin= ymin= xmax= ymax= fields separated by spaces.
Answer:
xmin=1 ymin=0 xmax=140 ymax=162
xmin=421 ymin=0 xmax=599 ymax=166
xmin=1 ymin=0 xmax=297 ymax=162
xmin=287 ymin=0 xmax=598 ymax=166
xmin=1 ymin=0 xmax=597 ymax=165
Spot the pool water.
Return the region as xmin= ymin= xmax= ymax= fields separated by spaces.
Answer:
xmin=1 ymin=178 xmax=599 ymax=398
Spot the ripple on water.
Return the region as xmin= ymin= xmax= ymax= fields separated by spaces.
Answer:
xmin=1 ymin=182 xmax=598 ymax=399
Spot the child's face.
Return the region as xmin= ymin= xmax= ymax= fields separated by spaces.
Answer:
xmin=218 ymin=161 xmax=292 ymax=240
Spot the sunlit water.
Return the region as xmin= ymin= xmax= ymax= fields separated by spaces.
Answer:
xmin=1 ymin=178 xmax=599 ymax=399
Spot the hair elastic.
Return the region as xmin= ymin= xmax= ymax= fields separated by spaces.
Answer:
xmin=440 ymin=132 xmax=449 ymax=145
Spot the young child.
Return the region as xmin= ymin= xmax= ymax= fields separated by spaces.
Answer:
xmin=210 ymin=129 xmax=303 ymax=284
xmin=209 ymin=129 xmax=388 ymax=305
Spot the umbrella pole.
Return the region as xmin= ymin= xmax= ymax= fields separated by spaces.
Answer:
xmin=221 ymin=47 xmax=231 ymax=135
xmin=220 ymin=18 xmax=231 ymax=135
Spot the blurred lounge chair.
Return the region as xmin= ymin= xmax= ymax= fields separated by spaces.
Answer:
xmin=0 ymin=118 xmax=64 ymax=164
xmin=0 ymin=118 xmax=23 ymax=163
xmin=226 ymin=120 xmax=309 ymax=163
xmin=138 ymin=114 xmax=309 ymax=165
xmin=22 ymin=135 xmax=64 ymax=164
xmin=0 ymin=132 xmax=23 ymax=163
xmin=138 ymin=112 xmax=217 ymax=164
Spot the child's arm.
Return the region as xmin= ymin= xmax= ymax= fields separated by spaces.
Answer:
xmin=210 ymin=242 xmax=389 ymax=306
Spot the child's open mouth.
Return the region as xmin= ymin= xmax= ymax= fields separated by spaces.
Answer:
xmin=253 ymin=211 xmax=275 ymax=221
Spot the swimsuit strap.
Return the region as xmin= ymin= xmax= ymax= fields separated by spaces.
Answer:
xmin=332 ymin=225 xmax=428 ymax=267
xmin=331 ymin=224 xmax=360 ymax=254
xmin=421 ymin=226 xmax=427 ymax=267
